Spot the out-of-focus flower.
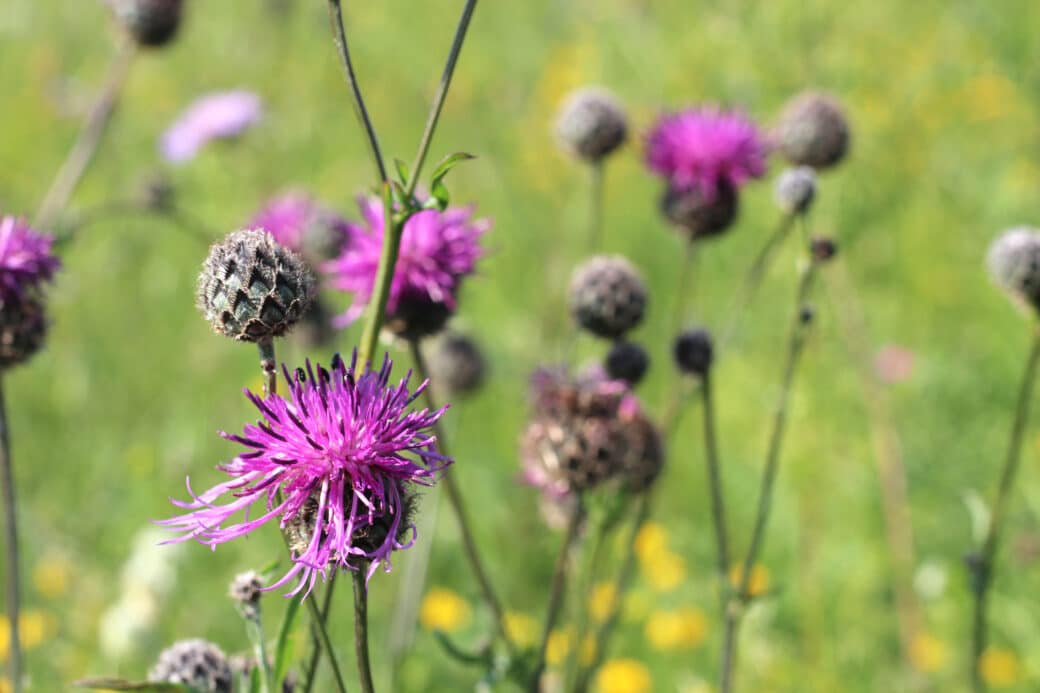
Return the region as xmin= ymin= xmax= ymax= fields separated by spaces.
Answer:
xmin=503 ymin=611 xmax=538 ymax=648
xmin=595 ymin=659 xmax=652 ymax=693
xmin=874 ymin=344 xmax=915 ymax=384
xmin=634 ymin=522 xmax=668 ymax=561
xmin=0 ymin=217 xmax=59 ymax=299
xmin=324 ymin=196 xmax=488 ymax=339
xmin=774 ymin=166 xmax=817 ymax=215
xmin=987 ymin=227 xmax=1040 ymax=314
xmin=249 ymin=191 xmax=350 ymax=265
xmin=605 ymin=341 xmax=649 ymax=386
xmin=645 ymin=107 xmax=768 ymax=198
xmin=979 ymin=647 xmax=1021 ymax=687
xmin=909 ymin=632 xmax=947 ymax=673
xmin=644 ymin=551 xmax=686 ymax=592
xmin=427 ymin=330 xmax=487 ymax=398
xmin=645 ymin=608 xmax=708 ymax=650
xmin=0 ymin=609 xmax=56 ymax=658
xmin=569 ymin=255 xmax=648 ymax=340
xmin=107 ymin=0 xmax=184 ymax=47
xmin=729 ymin=563 xmax=770 ymax=598
xmin=555 ymin=87 xmax=629 ymax=163
xmin=773 ymin=91 xmax=851 ymax=170
xmin=160 ymin=354 xmax=449 ymax=594
xmin=546 ymin=628 xmax=573 ymax=666
xmin=673 ymin=328 xmax=714 ymax=377
xmin=588 ymin=582 xmax=618 ymax=623
xmin=32 ymin=554 xmax=72 ymax=599
xmin=160 ymin=91 xmax=262 ymax=163
xmin=419 ymin=588 xmax=471 ymax=632
xmin=149 ymin=639 xmax=233 ymax=693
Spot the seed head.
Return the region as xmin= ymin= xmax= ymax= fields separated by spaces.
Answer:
xmin=605 ymin=341 xmax=649 ymax=386
xmin=555 ymin=87 xmax=629 ymax=163
xmin=148 ymin=639 xmax=233 ymax=693
xmin=774 ymin=91 xmax=850 ymax=169
xmin=569 ymin=256 xmax=648 ymax=339
xmin=196 ymin=229 xmax=315 ymax=342
xmin=660 ymin=181 xmax=739 ymax=240
xmin=774 ymin=166 xmax=817 ymax=214
xmin=428 ymin=331 xmax=487 ymax=397
xmin=673 ymin=328 xmax=713 ymax=376
xmin=618 ymin=414 xmax=664 ymax=493
xmin=108 ymin=0 xmax=184 ymax=47
xmin=229 ymin=571 xmax=263 ymax=608
xmin=987 ymin=227 xmax=1040 ymax=312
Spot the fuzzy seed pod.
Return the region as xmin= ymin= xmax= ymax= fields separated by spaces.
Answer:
xmin=149 ymin=639 xmax=233 ymax=693
xmin=674 ymin=328 xmax=714 ymax=376
xmin=605 ymin=341 xmax=649 ymax=386
xmin=569 ymin=256 xmax=648 ymax=339
xmin=108 ymin=0 xmax=184 ymax=47
xmin=774 ymin=166 xmax=817 ymax=214
xmin=987 ymin=227 xmax=1040 ymax=311
xmin=229 ymin=571 xmax=263 ymax=608
xmin=197 ymin=229 xmax=315 ymax=342
xmin=660 ymin=181 xmax=739 ymax=240
xmin=774 ymin=91 xmax=851 ymax=170
xmin=428 ymin=331 xmax=487 ymax=397
xmin=618 ymin=415 xmax=664 ymax=493
xmin=555 ymin=88 xmax=629 ymax=162
xmin=0 ymin=293 xmax=48 ymax=371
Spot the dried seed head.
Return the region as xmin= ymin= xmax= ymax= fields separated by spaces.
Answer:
xmin=569 ymin=256 xmax=648 ymax=339
xmin=673 ymin=328 xmax=713 ymax=376
xmin=774 ymin=91 xmax=851 ymax=169
xmin=555 ymin=88 xmax=629 ymax=163
xmin=521 ymin=416 xmax=628 ymax=495
xmin=774 ymin=166 xmax=817 ymax=214
xmin=196 ymin=229 xmax=315 ymax=342
xmin=605 ymin=341 xmax=649 ymax=386
xmin=618 ymin=414 xmax=664 ymax=493
xmin=660 ymin=181 xmax=739 ymax=240
xmin=149 ymin=639 xmax=233 ymax=693
xmin=108 ymin=0 xmax=184 ymax=48
xmin=987 ymin=227 xmax=1040 ymax=312
xmin=0 ymin=293 xmax=48 ymax=372
xmin=229 ymin=570 xmax=263 ymax=608
xmin=428 ymin=331 xmax=487 ymax=397
xmin=810 ymin=236 xmax=838 ymax=263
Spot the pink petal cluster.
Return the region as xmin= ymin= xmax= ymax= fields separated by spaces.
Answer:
xmin=0 ymin=216 xmax=60 ymax=299
xmin=160 ymin=90 xmax=263 ymax=163
xmin=249 ymin=191 xmax=349 ymax=255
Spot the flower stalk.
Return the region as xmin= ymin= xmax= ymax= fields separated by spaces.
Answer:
xmin=0 ymin=377 xmax=22 ymax=693
xmin=700 ymin=370 xmax=731 ymax=614
xmin=353 ymin=568 xmax=375 ymax=693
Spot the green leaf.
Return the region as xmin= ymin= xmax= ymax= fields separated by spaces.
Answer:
xmin=431 ymin=178 xmax=450 ymax=211
xmin=429 ymin=152 xmax=476 ymax=185
xmin=394 ymin=158 xmax=411 ymax=187
xmin=249 ymin=665 xmax=262 ymax=693
xmin=273 ymin=592 xmax=303 ymax=686
xmin=73 ymin=678 xmax=193 ymax=692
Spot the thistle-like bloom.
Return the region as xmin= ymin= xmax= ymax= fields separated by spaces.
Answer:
xmin=324 ymin=196 xmax=488 ymax=335
xmin=0 ymin=216 xmax=60 ymax=299
xmin=249 ymin=191 xmax=350 ymax=263
xmin=160 ymin=91 xmax=263 ymax=163
xmin=645 ymin=107 xmax=768 ymax=198
xmin=160 ymin=354 xmax=450 ymax=594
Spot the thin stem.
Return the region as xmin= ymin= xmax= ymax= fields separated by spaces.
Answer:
xmin=325 ymin=0 xmax=387 ymax=183
xmin=563 ymin=513 xmax=611 ymax=690
xmin=719 ymin=256 xmax=820 ymax=693
xmin=305 ymin=593 xmax=350 ymax=693
xmin=405 ymin=0 xmax=479 ymax=197
xmin=302 ymin=579 xmax=339 ymax=693
xmin=35 ymin=37 xmax=136 ymax=231
xmin=352 ymin=569 xmax=376 ymax=693
xmin=588 ymin=161 xmax=605 ymax=251
xmin=969 ymin=326 xmax=1040 ymax=692
xmin=246 ymin=613 xmax=275 ymax=693
xmin=701 ymin=372 xmax=730 ymax=614
xmin=408 ymin=340 xmax=514 ymax=652
xmin=530 ymin=498 xmax=586 ymax=691
xmin=357 ymin=184 xmax=400 ymax=367
xmin=258 ymin=339 xmax=277 ymax=398
xmin=572 ymin=493 xmax=652 ymax=693
xmin=671 ymin=241 xmax=697 ymax=330
xmin=0 ymin=378 xmax=22 ymax=693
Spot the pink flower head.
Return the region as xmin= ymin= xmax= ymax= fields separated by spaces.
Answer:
xmin=645 ymin=106 xmax=768 ymax=198
xmin=324 ymin=196 xmax=488 ymax=328
xmin=159 ymin=353 xmax=450 ymax=595
xmin=0 ymin=216 xmax=60 ymax=299
xmin=874 ymin=344 xmax=915 ymax=384
xmin=249 ymin=191 xmax=350 ymax=260
xmin=161 ymin=90 xmax=263 ymax=163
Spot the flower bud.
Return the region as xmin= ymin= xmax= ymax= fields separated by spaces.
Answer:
xmin=108 ymin=0 xmax=184 ymax=48
xmin=569 ymin=256 xmax=648 ymax=339
xmin=605 ymin=341 xmax=649 ymax=386
xmin=774 ymin=166 xmax=817 ymax=214
xmin=428 ymin=331 xmax=487 ymax=397
xmin=673 ymin=328 xmax=713 ymax=376
xmin=660 ymin=181 xmax=739 ymax=240
xmin=774 ymin=91 xmax=851 ymax=169
xmin=987 ymin=227 xmax=1040 ymax=312
xmin=555 ymin=88 xmax=629 ymax=163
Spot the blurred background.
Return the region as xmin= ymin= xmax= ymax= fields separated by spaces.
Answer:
xmin=2 ymin=0 xmax=1040 ymax=690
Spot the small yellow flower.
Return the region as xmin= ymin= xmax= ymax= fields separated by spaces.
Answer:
xmin=643 ymin=551 xmax=686 ymax=592
xmin=595 ymin=658 xmax=652 ymax=693
xmin=588 ymin=582 xmax=618 ymax=623
xmin=728 ymin=563 xmax=770 ymax=597
xmin=418 ymin=588 xmax=471 ymax=633
xmin=546 ymin=628 xmax=573 ymax=666
xmin=645 ymin=608 xmax=708 ymax=651
xmin=979 ymin=647 xmax=1021 ymax=687
xmin=503 ymin=611 xmax=538 ymax=648
xmin=634 ymin=522 xmax=668 ymax=561
xmin=580 ymin=634 xmax=597 ymax=665
xmin=33 ymin=555 xmax=72 ymax=599
xmin=0 ymin=677 xmax=10 ymax=693
xmin=0 ymin=609 xmax=56 ymax=659
xmin=909 ymin=632 xmax=947 ymax=673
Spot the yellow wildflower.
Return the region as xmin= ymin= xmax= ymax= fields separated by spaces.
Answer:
xmin=0 ymin=609 xmax=55 ymax=659
xmin=595 ymin=658 xmax=651 ymax=693
xmin=418 ymin=588 xmax=470 ymax=633
xmin=546 ymin=628 xmax=573 ymax=666
xmin=503 ymin=611 xmax=538 ymax=648
xmin=645 ymin=608 xmax=707 ymax=650
xmin=580 ymin=634 xmax=597 ymax=665
xmin=0 ymin=677 xmax=10 ymax=693
xmin=634 ymin=522 xmax=668 ymax=561
xmin=643 ymin=551 xmax=686 ymax=592
xmin=728 ymin=563 xmax=769 ymax=597
xmin=909 ymin=632 xmax=947 ymax=673
xmin=588 ymin=582 xmax=617 ymax=623
xmin=979 ymin=647 xmax=1021 ymax=687
xmin=33 ymin=555 xmax=72 ymax=599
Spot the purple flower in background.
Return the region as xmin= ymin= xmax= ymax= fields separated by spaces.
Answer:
xmin=160 ymin=90 xmax=262 ymax=163
xmin=0 ymin=216 xmax=60 ymax=299
xmin=645 ymin=107 xmax=768 ymax=198
xmin=324 ymin=196 xmax=488 ymax=329
xmin=249 ymin=191 xmax=350 ymax=262
xmin=159 ymin=353 xmax=449 ymax=594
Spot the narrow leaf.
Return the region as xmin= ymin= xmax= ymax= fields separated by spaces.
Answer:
xmin=394 ymin=158 xmax=411 ymax=187
xmin=273 ymin=593 xmax=303 ymax=685
xmin=73 ymin=678 xmax=193 ymax=692
xmin=429 ymin=152 xmax=476 ymax=185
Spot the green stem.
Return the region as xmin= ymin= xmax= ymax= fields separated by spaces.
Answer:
xmin=353 ymin=569 xmax=376 ymax=693
xmin=324 ymin=0 xmax=387 ymax=183
xmin=0 ymin=377 xmax=22 ymax=693
xmin=357 ymin=183 xmax=400 ymax=366
xmin=530 ymin=498 xmax=585 ymax=691
xmin=35 ymin=36 xmax=135 ymax=231
xmin=701 ymin=372 xmax=730 ymax=614
xmin=968 ymin=326 xmax=1040 ymax=692
xmin=588 ymin=161 xmax=605 ymax=251
xmin=563 ymin=512 xmax=611 ymax=690
xmin=409 ymin=340 xmax=514 ymax=652
xmin=245 ymin=611 xmax=275 ymax=693
xmin=301 ymin=579 xmax=338 ymax=693
xmin=258 ymin=338 xmax=277 ymax=397
xmin=306 ymin=594 xmax=350 ymax=693
xmin=671 ymin=241 xmax=697 ymax=330
xmin=719 ymin=255 xmax=820 ymax=693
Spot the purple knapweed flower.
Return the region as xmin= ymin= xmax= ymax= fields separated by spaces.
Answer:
xmin=0 ymin=216 xmax=60 ymax=299
xmin=323 ymin=196 xmax=488 ymax=330
xmin=160 ymin=90 xmax=263 ymax=163
xmin=645 ymin=107 xmax=768 ymax=199
xmin=159 ymin=353 xmax=450 ymax=594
